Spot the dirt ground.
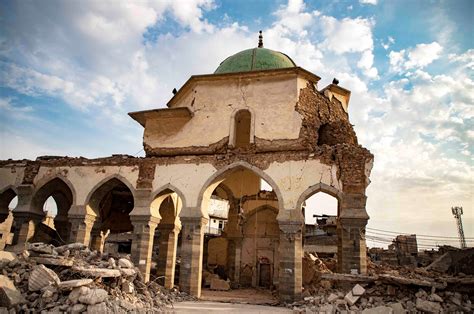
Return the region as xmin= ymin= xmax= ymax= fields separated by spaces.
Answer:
xmin=167 ymin=301 xmax=292 ymax=313
xmin=200 ymin=288 xmax=280 ymax=305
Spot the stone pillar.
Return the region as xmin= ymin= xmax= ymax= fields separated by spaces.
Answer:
xmin=278 ymin=220 xmax=303 ymax=303
xmin=68 ymin=214 xmax=96 ymax=245
xmin=156 ymin=224 xmax=180 ymax=288
xmin=179 ymin=216 xmax=207 ymax=297
xmin=12 ymin=185 xmax=44 ymax=245
xmin=227 ymin=237 xmax=242 ymax=284
xmin=54 ymin=214 xmax=71 ymax=243
xmin=338 ymin=193 xmax=369 ymax=274
xmin=130 ymin=216 xmax=160 ymax=282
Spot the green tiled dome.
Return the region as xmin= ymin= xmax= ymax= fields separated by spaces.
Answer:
xmin=214 ymin=48 xmax=296 ymax=74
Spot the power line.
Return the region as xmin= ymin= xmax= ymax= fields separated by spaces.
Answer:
xmin=366 ymin=230 xmax=474 ymax=243
xmin=366 ymin=227 xmax=474 ymax=240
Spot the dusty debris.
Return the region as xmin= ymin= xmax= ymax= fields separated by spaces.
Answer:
xmin=0 ymin=242 xmax=194 ymax=312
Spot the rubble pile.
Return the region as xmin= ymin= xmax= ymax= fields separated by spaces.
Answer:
xmin=0 ymin=243 xmax=192 ymax=313
xmin=294 ymin=251 xmax=473 ymax=313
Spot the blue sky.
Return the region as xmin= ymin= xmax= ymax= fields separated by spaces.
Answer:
xmin=0 ymin=0 xmax=472 ymax=247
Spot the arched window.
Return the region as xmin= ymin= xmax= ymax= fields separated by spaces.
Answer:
xmin=233 ymin=109 xmax=251 ymax=148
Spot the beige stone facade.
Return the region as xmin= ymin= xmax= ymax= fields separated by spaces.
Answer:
xmin=0 ymin=49 xmax=373 ymax=302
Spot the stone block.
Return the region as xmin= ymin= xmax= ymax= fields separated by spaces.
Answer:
xmin=352 ymin=284 xmax=365 ymax=296
xmin=210 ymin=278 xmax=230 ymax=291
xmin=69 ymin=286 xmax=90 ymax=304
xmin=28 ymin=264 xmax=60 ymax=291
xmin=72 ymin=266 xmax=121 ymax=278
xmin=79 ymin=288 xmax=108 ymax=305
xmin=0 ymin=252 xmax=16 ymax=262
xmin=58 ymin=279 xmax=93 ymax=290
xmin=344 ymin=291 xmax=360 ymax=306
xmin=121 ymin=281 xmax=134 ymax=294
xmin=87 ymin=302 xmax=107 ymax=313
xmin=416 ymin=298 xmax=442 ymax=313
xmin=0 ymin=275 xmax=24 ymax=307
xmin=327 ymin=293 xmax=339 ymax=303
xmin=118 ymin=258 xmax=133 ymax=269
xmin=389 ymin=302 xmax=406 ymax=314
xmin=362 ymin=306 xmax=394 ymax=314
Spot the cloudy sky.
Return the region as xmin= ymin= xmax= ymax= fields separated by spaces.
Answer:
xmin=0 ymin=0 xmax=472 ymax=248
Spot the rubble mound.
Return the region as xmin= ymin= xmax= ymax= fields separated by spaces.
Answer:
xmin=292 ymin=252 xmax=473 ymax=313
xmin=0 ymin=242 xmax=193 ymax=312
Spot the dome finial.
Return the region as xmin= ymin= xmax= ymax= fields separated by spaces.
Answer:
xmin=258 ymin=30 xmax=263 ymax=48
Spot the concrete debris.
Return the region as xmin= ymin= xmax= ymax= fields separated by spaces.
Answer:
xmin=58 ymin=279 xmax=93 ymax=290
xmin=0 ymin=275 xmax=24 ymax=307
xmin=72 ymin=266 xmax=121 ymax=278
xmin=290 ymin=250 xmax=473 ymax=313
xmin=416 ymin=298 xmax=442 ymax=313
xmin=0 ymin=251 xmax=16 ymax=262
xmin=118 ymin=258 xmax=133 ymax=269
xmin=28 ymin=264 xmax=60 ymax=291
xmin=0 ymin=242 xmax=194 ymax=312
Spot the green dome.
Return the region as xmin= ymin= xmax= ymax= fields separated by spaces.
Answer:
xmin=214 ymin=48 xmax=296 ymax=74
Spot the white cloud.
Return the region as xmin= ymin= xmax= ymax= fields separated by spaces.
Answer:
xmin=389 ymin=42 xmax=443 ymax=73
xmin=320 ymin=16 xmax=374 ymax=54
xmin=360 ymin=0 xmax=378 ymax=5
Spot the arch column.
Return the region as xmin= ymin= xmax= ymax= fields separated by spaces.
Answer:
xmin=129 ymin=187 xmax=160 ymax=283
xmin=68 ymin=208 xmax=97 ymax=246
xmin=130 ymin=215 xmax=160 ymax=282
xmin=179 ymin=214 xmax=208 ymax=297
xmin=278 ymin=216 xmax=303 ymax=302
xmin=337 ymin=193 xmax=369 ymax=274
xmin=156 ymin=224 xmax=181 ymax=288
xmin=12 ymin=185 xmax=44 ymax=245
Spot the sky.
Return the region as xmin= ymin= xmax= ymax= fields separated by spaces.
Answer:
xmin=0 ymin=0 xmax=472 ymax=249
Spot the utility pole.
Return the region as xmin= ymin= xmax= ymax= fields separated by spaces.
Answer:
xmin=451 ymin=206 xmax=466 ymax=249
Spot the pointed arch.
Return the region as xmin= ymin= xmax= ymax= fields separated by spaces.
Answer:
xmin=31 ymin=176 xmax=74 ymax=215
xmin=296 ymin=182 xmax=342 ymax=219
xmin=197 ymin=161 xmax=284 ymax=212
xmin=0 ymin=185 xmax=17 ymax=223
xmin=33 ymin=175 xmax=76 ymax=206
xmin=84 ymin=174 xmax=136 ymax=207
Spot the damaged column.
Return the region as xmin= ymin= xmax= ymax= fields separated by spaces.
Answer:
xmin=278 ymin=218 xmax=303 ymax=302
xmin=130 ymin=216 xmax=159 ymax=282
xmin=179 ymin=215 xmax=207 ymax=297
xmin=129 ymin=188 xmax=159 ymax=283
xmin=156 ymin=224 xmax=181 ymax=289
xmin=12 ymin=185 xmax=44 ymax=245
xmin=337 ymin=193 xmax=369 ymax=274
xmin=68 ymin=206 xmax=96 ymax=246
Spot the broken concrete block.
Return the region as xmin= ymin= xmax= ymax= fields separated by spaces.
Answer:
xmin=28 ymin=242 xmax=54 ymax=254
xmin=58 ymin=279 xmax=93 ymax=290
xmin=352 ymin=284 xmax=365 ymax=296
xmin=327 ymin=293 xmax=339 ymax=303
xmin=344 ymin=291 xmax=360 ymax=306
xmin=319 ymin=304 xmax=335 ymax=313
xmin=210 ymin=278 xmax=230 ymax=291
xmin=28 ymin=264 xmax=60 ymax=291
xmin=86 ymin=302 xmax=107 ymax=313
xmin=389 ymin=302 xmax=406 ymax=314
xmin=69 ymin=286 xmax=90 ymax=304
xmin=362 ymin=306 xmax=394 ymax=314
xmin=30 ymin=256 xmax=74 ymax=267
xmin=416 ymin=298 xmax=442 ymax=313
xmin=0 ymin=275 xmax=24 ymax=307
xmin=119 ymin=268 xmax=136 ymax=277
xmin=0 ymin=252 xmax=16 ymax=262
xmin=78 ymin=288 xmax=108 ymax=305
xmin=429 ymin=293 xmax=443 ymax=303
xmin=70 ymin=303 xmax=87 ymax=313
xmin=118 ymin=258 xmax=133 ymax=269
xmin=72 ymin=266 xmax=121 ymax=278
xmin=55 ymin=243 xmax=87 ymax=254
